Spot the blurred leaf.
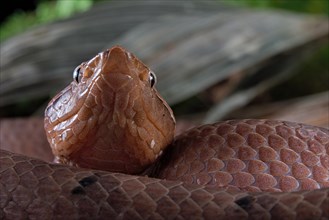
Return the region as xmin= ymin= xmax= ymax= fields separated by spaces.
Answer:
xmin=0 ymin=0 xmax=93 ymax=41
xmin=36 ymin=1 xmax=57 ymax=23
xmin=0 ymin=11 xmax=36 ymax=41
xmin=56 ymin=0 xmax=93 ymax=18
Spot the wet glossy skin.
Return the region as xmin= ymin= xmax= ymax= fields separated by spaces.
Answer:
xmin=44 ymin=46 xmax=175 ymax=174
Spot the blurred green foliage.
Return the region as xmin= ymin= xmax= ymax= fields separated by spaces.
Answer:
xmin=0 ymin=0 xmax=93 ymax=41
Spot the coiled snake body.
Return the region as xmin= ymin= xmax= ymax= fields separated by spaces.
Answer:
xmin=1 ymin=46 xmax=328 ymax=219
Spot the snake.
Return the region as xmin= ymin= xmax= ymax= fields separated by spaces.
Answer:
xmin=1 ymin=46 xmax=328 ymax=219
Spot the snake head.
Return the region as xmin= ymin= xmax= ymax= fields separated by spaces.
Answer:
xmin=45 ymin=46 xmax=175 ymax=174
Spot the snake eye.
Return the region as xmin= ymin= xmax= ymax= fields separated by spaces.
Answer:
xmin=73 ymin=66 xmax=82 ymax=83
xmin=149 ymin=71 xmax=156 ymax=88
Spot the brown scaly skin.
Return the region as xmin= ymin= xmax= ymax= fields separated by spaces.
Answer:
xmin=155 ymin=120 xmax=329 ymax=192
xmin=1 ymin=149 xmax=328 ymax=219
xmin=44 ymin=47 xmax=175 ymax=174
xmin=0 ymin=47 xmax=328 ymax=219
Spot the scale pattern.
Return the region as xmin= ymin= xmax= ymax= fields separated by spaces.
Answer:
xmin=1 ymin=149 xmax=328 ymax=219
xmin=157 ymin=120 xmax=329 ymax=192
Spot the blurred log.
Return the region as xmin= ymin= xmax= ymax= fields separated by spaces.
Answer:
xmin=202 ymin=42 xmax=325 ymax=123
xmin=0 ymin=1 xmax=236 ymax=107
xmin=226 ymin=91 xmax=329 ymax=128
xmin=0 ymin=0 xmax=328 ymax=120
xmin=115 ymin=12 xmax=328 ymax=107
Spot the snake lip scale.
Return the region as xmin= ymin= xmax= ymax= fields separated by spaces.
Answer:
xmin=1 ymin=46 xmax=328 ymax=219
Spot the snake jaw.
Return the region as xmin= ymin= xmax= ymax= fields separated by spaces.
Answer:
xmin=45 ymin=46 xmax=175 ymax=174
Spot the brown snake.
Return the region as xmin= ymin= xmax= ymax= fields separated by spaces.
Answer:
xmin=1 ymin=46 xmax=328 ymax=219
